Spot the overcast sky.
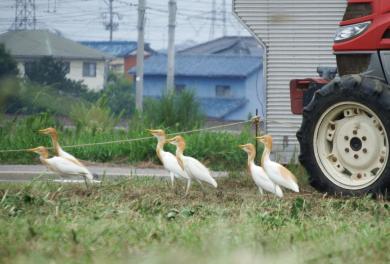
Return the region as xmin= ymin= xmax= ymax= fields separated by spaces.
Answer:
xmin=0 ymin=0 xmax=250 ymax=50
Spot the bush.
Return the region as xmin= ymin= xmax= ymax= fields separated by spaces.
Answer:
xmin=104 ymin=73 xmax=135 ymax=116
xmin=144 ymin=90 xmax=204 ymax=130
xmin=69 ymin=96 xmax=123 ymax=134
xmin=1 ymin=79 xmax=87 ymax=116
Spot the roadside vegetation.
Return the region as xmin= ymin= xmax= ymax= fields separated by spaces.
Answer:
xmin=0 ymin=176 xmax=389 ymax=263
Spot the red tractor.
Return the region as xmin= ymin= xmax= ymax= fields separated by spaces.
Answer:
xmin=291 ymin=0 xmax=390 ymax=195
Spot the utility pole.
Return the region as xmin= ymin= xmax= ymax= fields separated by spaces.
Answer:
xmin=102 ymin=0 xmax=119 ymax=41
xmin=13 ymin=0 xmax=36 ymax=30
xmin=135 ymin=0 xmax=146 ymax=112
xmin=209 ymin=0 xmax=216 ymax=40
xmin=109 ymin=0 xmax=113 ymax=41
xmin=222 ymin=0 xmax=227 ymax=36
xmin=166 ymin=0 xmax=177 ymax=92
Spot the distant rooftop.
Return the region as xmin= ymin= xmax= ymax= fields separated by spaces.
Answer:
xmin=0 ymin=30 xmax=110 ymax=60
xmin=179 ymin=36 xmax=263 ymax=56
xmin=129 ymin=54 xmax=262 ymax=78
xmin=80 ymin=41 xmax=154 ymax=57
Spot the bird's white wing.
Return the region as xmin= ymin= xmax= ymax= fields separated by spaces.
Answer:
xmin=183 ymin=156 xmax=217 ymax=187
xmin=266 ymin=160 xmax=299 ymax=192
xmin=58 ymin=147 xmax=83 ymax=166
xmin=250 ymin=164 xmax=282 ymax=196
xmin=46 ymin=157 xmax=90 ymax=177
xmin=160 ymin=151 xmax=189 ymax=179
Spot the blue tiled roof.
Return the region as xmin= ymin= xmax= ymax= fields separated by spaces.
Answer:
xmin=80 ymin=41 xmax=153 ymax=57
xmin=129 ymin=54 xmax=262 ymax=78
xmin=198 ymin=97 xmax=248 ymax=119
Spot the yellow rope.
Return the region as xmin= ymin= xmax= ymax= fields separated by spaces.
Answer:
xmin=0 ymin=119 xmax=254 ymax=153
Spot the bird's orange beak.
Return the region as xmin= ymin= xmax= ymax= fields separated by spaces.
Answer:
xmin=39 ymin=128 xmax=50 ymax=134
xmin=256 ymin=136 xmax=265 ymax=143
xmin=238 ymin=144 xmax=246 ymax=149
xmin=27 ymin=147 xmax=39 ymax=153
xmin=165 ymin=137 xmax=177 ymax=144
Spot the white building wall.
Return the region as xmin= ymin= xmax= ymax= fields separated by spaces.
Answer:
xmin=68 ymin=60 xmax=106 ymax=92
xmin=233 ymin=0 xmax=347 ymax=162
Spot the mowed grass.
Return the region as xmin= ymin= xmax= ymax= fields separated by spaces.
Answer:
xmin=0 ymin=175 xmax=389 ymax=264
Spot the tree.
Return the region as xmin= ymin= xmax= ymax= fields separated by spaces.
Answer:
xmin=24 ymin=56 xmax=96 ymax=99
xmin=0 ymin=43 xmax=18 ymax=78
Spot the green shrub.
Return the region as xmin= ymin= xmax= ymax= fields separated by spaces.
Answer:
xmin=103 ymin=73 xmax=135 ymax=116
xmin=69 ymin=96 xmax=123 ymax=134
xmin=144 ymin=90 xmax=204 ymax=130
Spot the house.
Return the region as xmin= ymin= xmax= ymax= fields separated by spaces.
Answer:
xmin=129 ymin=53 xmax=263 ymax=121
xmin=80 ymin=41 xmax=154 ymax=77
xmin=0 ymin=30 xmax=110 ymax=91
xmin=233 ymin=0 xmax=346 ymax=162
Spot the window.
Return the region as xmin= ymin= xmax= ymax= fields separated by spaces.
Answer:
xmin=175 ymin=84 xmax=186 ymax=93
xmin=215 ymin=85 xmax=231 ymax=98
xmin=83 ymin=62 xmax=96 ymax=77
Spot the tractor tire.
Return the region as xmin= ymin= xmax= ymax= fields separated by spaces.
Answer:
xmin=297 ymin=74 xmax=390 ymax=195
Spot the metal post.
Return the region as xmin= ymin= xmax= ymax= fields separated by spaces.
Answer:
xmin=166 ymin=0 xmax=177 ymax=92
xmin=135 ymin=0 xmax=146 ymax=112
xmin=109 ymin=0 xmax=113 ymax=41
xmin=255 ymin=108 xmax=259 ymax=152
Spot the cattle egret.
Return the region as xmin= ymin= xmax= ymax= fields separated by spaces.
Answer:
xmin=257 ymin=135 xmax=299 ymax=192
xmin=166 ymin=135 xmax=217 ymax=196
xmin=148 ymin=129 xmax=189 ymax=188
xmin=239 ymin=143 xmax=283 ymax=197
xmin=28 ymin=146 xmax=94 ymax=188
xmin=39 ymin=127 xmax=82 ymax=166
xmin=39 ymin=127 xmax=97 ymax=180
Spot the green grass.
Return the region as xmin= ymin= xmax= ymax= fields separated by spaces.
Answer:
xmin=0 ymin=114 xmax=256 ymax=170
xmin=0 ymin=176 xmax=389 ymax=263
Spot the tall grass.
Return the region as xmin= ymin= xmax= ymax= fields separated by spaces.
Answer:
xmin=0 ymin=114 xmax=255 ymax=170
xmin=144 ymin=90 xmax=204 ymax=131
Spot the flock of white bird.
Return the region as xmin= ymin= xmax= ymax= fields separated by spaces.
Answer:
xmin=29 ymin=127 xmax=300 ymax=197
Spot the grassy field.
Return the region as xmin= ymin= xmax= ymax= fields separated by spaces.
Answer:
xmin=0 ymin=175 xmax=389 ymax=264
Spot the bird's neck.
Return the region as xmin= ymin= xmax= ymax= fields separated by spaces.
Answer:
xmin=175 ymin=147 xmax=185 ymax=170
xmin=261 ymin=147 xmax=270 ymax=166
xmin=247 ymin=151 xmax=256 ymax=168
xmin=51 ymin=135 xmax=61 ymax=154
xmin=155 ymin=138 xmax=165 ymax=161
xmin=39 ymin=153 xmax=49 ymax=164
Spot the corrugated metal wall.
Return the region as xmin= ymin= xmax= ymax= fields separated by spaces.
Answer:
xmin=233 ymin=0 xmax=347 ymax=162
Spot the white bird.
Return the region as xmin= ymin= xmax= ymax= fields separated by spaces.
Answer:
xmin=257 ymin=135 xmax=299 ymax=192
xmin=28 ymin=146 xmax=94 ymax=188
xmin=39 ymin=127 xmax=83 ymax=166
xmin=166 ymin=135 xmax=217 ymax=196
xmin=39 ymin=127 xmax=97 ymax=180
xmin=239 ymin=143 xmax=283 ymax=197
xmin=148 ymin=129 xmax=189 ymax=188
